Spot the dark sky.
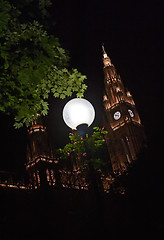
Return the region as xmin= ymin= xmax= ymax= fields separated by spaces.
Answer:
xmin=0 ymin=0 xmax=163 ymax=172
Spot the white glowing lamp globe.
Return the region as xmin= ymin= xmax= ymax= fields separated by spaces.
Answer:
xmin=63 ymin=98 xmax=95 ymax=130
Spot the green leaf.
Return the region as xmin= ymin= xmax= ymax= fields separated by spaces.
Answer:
xmin=60 ymin=93 xmax=65 ymax=99
xmin=41 ymin=109 xmax=48 ymax=115
xmin=54 ymin=92 xmax=59 ymax=98
xmin=76 ymin=92 xmax=84 ymax=98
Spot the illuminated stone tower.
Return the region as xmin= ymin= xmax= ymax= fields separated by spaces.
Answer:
xmin=102 ymin=46 xmax=146 ymax=173
xmin=26 ymin=116 xmax=59 ymax=188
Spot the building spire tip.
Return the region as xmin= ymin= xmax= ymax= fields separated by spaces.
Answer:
xmin=102 ymin=43 xmax=106 ymax=54
xmin=102 ymin=44 xmax=112 ymax=67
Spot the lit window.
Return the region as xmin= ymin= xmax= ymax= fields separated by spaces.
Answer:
xmin=116 ymin=87 xmax=120 ymax=92
xmin=46 ymin=169 xmax=50 ymax=182
xmin=103 ymin=95 xmax=107 ymax=101
xmin=127 ymin=91 xmax=131 ymax=97
xmin=50 ymin=169 xmax=56 ymax=183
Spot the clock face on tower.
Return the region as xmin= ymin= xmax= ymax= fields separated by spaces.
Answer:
xmin=128 ymin=109 xmax=134 ymax=117
xmin=114 ymin=111 xmax=121 ymax=120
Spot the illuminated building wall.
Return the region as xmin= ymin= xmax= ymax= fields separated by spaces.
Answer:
xmin=25 ymin=116 xmax=114 ymax=192
xmin=26 ymin=116 xmax=90 ymax=190
xmin=26 ymin=115 xmax=59 ymax=188
xmin=102 ymin=46 xmax=146 ymax=173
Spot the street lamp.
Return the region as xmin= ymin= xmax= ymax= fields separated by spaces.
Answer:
xmin=62 ymin=98 xmax=95 ymax=136
xmin=63 ymin=98 xmax=101 ymax=200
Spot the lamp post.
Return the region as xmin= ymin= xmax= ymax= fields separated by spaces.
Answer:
xmin=62 ymin=98 xmax=103 ymax=221
xmin=62 ymin=97 xmax=99 ymax=190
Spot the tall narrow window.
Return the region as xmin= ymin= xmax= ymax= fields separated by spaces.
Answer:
xmin=46 ymin=169 xmax=51 ymax=184
xmin=50 ymin=169 xmax=56 ymax=185
xmin=121 ymin=138 xmax=131 ymax=163
xmin=36 ymin=170 xmax=40 ymax=186
xmin=125 ymin=136 xmax=135 ymax=160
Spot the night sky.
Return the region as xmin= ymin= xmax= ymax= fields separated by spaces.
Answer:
xmin=0 ymin=0 xmax=163 ymax=172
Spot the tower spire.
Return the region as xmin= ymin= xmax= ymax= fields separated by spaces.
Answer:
xmin=102 ymin=44 xmax=112 ymax=67
xmin=102 ymin=45 xmax=146 ymax=174
xmin=102 ymin=43 xmax=106 ymax=54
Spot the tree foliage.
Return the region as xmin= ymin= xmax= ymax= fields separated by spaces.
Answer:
xmin=0 ymin=0 xmax=87 ymax=128
xmin=58 ymin=127 xmax=108 ymax=170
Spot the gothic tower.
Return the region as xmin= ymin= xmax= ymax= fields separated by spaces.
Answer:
xmin=26 ymin=115 xmax=59 ymax=188
xmin=102 ymin=46 xmax=146 ymax=173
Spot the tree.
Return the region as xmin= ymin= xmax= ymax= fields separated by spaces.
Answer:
xmin=58 ymin=127 xmax=108 ymax=170
xmin=0 ymin=0 xmax=87 ymax=128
